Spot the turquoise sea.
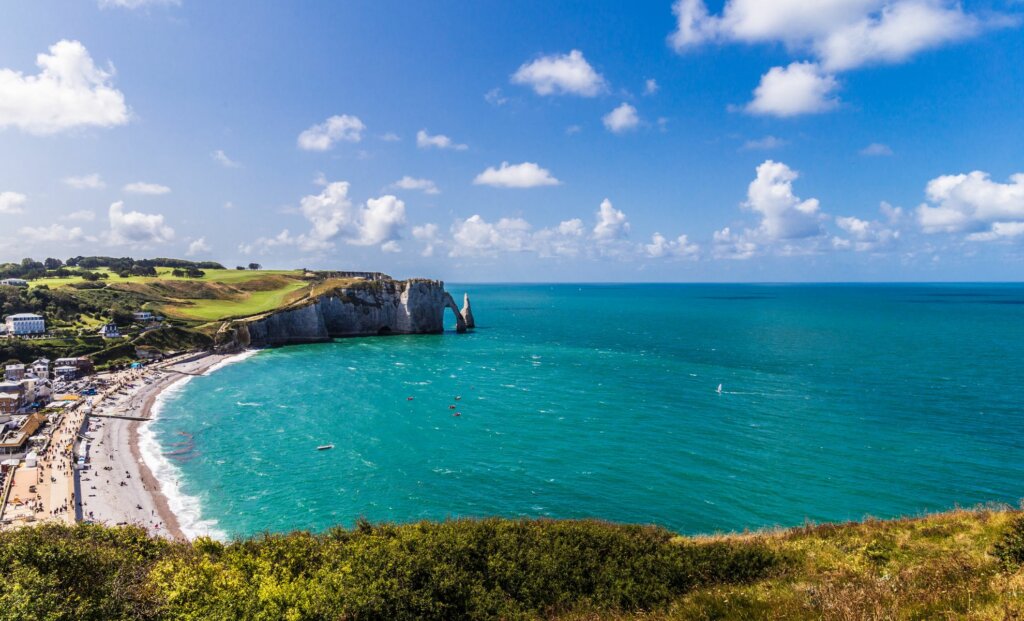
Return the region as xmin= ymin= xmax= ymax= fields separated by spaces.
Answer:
xmin=149 ymin=284 xmax=1024 ymax=539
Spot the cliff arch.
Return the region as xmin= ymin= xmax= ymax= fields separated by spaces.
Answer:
xmin=444 ymin=293 xmax=467 ymax=333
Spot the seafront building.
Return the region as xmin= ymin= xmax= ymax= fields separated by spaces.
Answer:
xmin=4 ymin=313 xmax=45 ymax=336
xmin=4 ymin=365 xmax=25 ymax=382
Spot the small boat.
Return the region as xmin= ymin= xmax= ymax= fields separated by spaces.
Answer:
xmin=317 ymin=444 xmax=334 ymax=451
xmin=716 ymin=384 xmax=723 ymax=394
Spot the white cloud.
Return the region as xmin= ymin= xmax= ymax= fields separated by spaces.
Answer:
xmin=99 ymin=0 xmax=180 ymax=8
xmin=186 ymin=237 xmax=211 ymax=256
xmin=63 ymin=173 xmax=106 ymax=189
xmin=0 ymin=192 xmax=27 ymax=214
xmin=212 ymin=149 xmax=241 ymax=168
xmin=745 ymin=62 xmax=840 ymax=117
xmin=108 ymin=201 xmax=174 ymax=245
xmin=123 ymin=181 xmax=170 ymax=195
xmin=484 ymin=88 xmax=508 ymax=106
xmin=19 ymin=224 xmax=86 ymax=243
xmin=966 ymin=221 xmax=1024 ymax=242
xmin=860 ymin=142 xmax=894 ymax=156
xmin=603 ymin=103 xmax=640 ymax=133
xmin=565 ymin=124 xmax=582 ymax=136
xmin=511 ymin=50 xmax=607 ymax=97
xmin=379 ymin=132 xmax=400 ymax=142
xmin=297 ymin=115 xmax=365 ymax=151
xmin=645 ymin=233 xmax=699 ymax=259
xmin=0 ymin=40 xmax=129 ymax=135
xmin=416 ymin=129 xmax=467 ymax=151
xmin=745 ymin=160 xmax=825 ymax=241
xmin=832 ymin=203 xmax=901 ymax=251
xmin=917 ymin=171 xmax=1024 ymax=237
xmin=712 ymin=227 xmax=758 ymax=260
xmin=669 ymin=0 xmax=1005 ymax=71
xmin=644 ymin=78 xmax=659 ymax=95
xmin=450 ymin=215 xmax=534 ymax=257
xmin=391 ymin=176 xmax=440 ymax=195
xmin=68 ymin=209 xmax=96 ymax=221
xmin=412 ymin=223 xmax=442 ymax=257
xmin=247 ymin=182 xmax=407 ymax=253
xmin=473 ymin=161 xmax=561 ymax=189
xmin=741 ymin=135 xmax=788 ymax=151
xmin=592 ymin=198 xmax=630 ymax=241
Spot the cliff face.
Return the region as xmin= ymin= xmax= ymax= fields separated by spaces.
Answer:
xmin=217 ymin=279 xmax=466 ymax=349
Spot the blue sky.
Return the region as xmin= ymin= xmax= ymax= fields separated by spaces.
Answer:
xmin=0 ymin=0 xmax=1022 ymax=282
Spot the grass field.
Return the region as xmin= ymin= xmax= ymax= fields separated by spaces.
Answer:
xmin=30 ymin=267 xmax=314 ymax=322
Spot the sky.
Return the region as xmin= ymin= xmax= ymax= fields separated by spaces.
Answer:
xmin=0 ymin=0 xmax=1022 ymax=282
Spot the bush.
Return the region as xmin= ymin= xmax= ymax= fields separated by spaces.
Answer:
xmin=0 ymin=519 xmax=787 ymax=621
xmin=993 ymin=516 xmax=1024 ymax=571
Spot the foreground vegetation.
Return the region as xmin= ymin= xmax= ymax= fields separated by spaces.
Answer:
xmin=2 ymin=508 xmax=1023 ymax=620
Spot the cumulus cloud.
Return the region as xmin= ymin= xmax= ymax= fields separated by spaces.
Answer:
xmin=669 ymin=0 xmax=1004 ymax=71
xmin=246 ymin=182 xmax=407 ymax=254
xmin=745 ymin=62 xmax=840 ymax=117
xmin=186 ymin=237 xmax=211 ymax=256
xmin=107 ymin=201 xmax=174 ymax=245
xmin=645 ymin=233 xmax=699 ymax=259
xmin=967 ymin=221 xmax=1024 ymax=242
xmin=603 ymin=103 xmax=640 ymax=133
xmin=511 ymin=50 xmax=607 ymax=97
xmin=831 ymin=203 xmax=902 ymax=251
xmin=473 ymin=161 xmax=561 ymax=189
xmin=416 ymin=129 xmax=467 ymax=151
xmin=297 ymin=115 xmax=365 ymax=151
xmin=917 ymin=171 xmax=1024 ymax=238
xmin=0 ymin=191 xmax=27 ymax=214
xmin=0 ymin=40 xmax=129 ymax=135
xmin=592 ymin=199 xmax=630 ymax=241
xmin=19 ymin=224 xmax=87 ymax=243
xmin=123 ymin=181 xmax=170 ymax=195
xmin=211 ymin=149 xmax=241 ymax=168
xmin=450 ymin=215 xmax=535 ymax=257
xmin=63 ymin=173 xmax=105 ymax=189
xmin=860 ymin=142 xmax=894 ymax=156
xmin=644 ymin=78 xmax=659 ymax=95
xmin=745 ymin=160 xmax=825 ymax=240
xmin=412 ymin=223 xmax=442 ymax=257
xmin=391 ymin=176 xmax=440 ymax=195
xmin=712 ymin=227 xmax=759 ymax=260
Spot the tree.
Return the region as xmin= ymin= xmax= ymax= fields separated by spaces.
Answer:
xmin=248 ymin=263 xmax=262 ymax=270
xmin=44 ymin=258 xmax=62 ymax=270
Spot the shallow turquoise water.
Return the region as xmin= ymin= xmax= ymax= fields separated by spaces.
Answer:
xmin=153 ymin=284 xmax=1024 ymax=538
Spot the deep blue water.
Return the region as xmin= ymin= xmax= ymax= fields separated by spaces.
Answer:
xmin=150 ymin=284 xmax=1024 ymax=538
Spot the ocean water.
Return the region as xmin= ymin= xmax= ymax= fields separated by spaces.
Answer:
xmin=149 ymin=284 xmax=1024 ymax=539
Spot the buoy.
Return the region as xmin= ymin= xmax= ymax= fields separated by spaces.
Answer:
xmin=455 ymin=396 xmax=462 ymax=401
xmin=453 ymin=412 xmax=461 ymax=417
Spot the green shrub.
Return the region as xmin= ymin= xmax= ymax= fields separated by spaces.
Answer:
xmin=993 ymin=516 xmax=1024 ymax=571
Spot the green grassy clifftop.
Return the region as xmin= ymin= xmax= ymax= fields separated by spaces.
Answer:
xmin=2 ymin=508 xmax=1023 ymax=620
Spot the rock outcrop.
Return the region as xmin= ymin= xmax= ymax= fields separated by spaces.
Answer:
xmin=216 ymin=279 xmax=469 ymax=350
xmin=461 ymin=293 xmax=475 ymax=329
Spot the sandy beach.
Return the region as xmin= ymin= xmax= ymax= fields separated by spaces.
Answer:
xmin=76 ymin=352 xmax=238 ymax=538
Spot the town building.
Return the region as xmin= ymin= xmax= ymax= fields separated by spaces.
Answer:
xmin=4 ymin=364 xmax=25 ymax=382
xmin=4 ymin=313 xmax=45 ymax=336
xmin=31 ymin=358 xmax=50 ymax=379
xmin=98 ymin=323 xmax=121 ymax=339
xmin=0 ymin=382 xmax=24 ymax=415
xmin=0 ymin=278 xmax=28 ymax=287
xmin=0 ymin=412 xmax=45 ymax=455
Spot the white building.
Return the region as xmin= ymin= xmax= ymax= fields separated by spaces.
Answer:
xmin=98 ymin=323 xmax=121 ymax=339
xmin=4 ymin=313 xmax=45 ymax=336
xmin=132 ymin=311 xmax=155 ymax=322
xmin=31 ymin=358 xmax=50 ymax=379
xmin=0 ymin=278 xmax=28 ymax=287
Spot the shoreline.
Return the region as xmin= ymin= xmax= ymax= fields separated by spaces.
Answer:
xmin=79 ymin=351 xmax=254 ymax=539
